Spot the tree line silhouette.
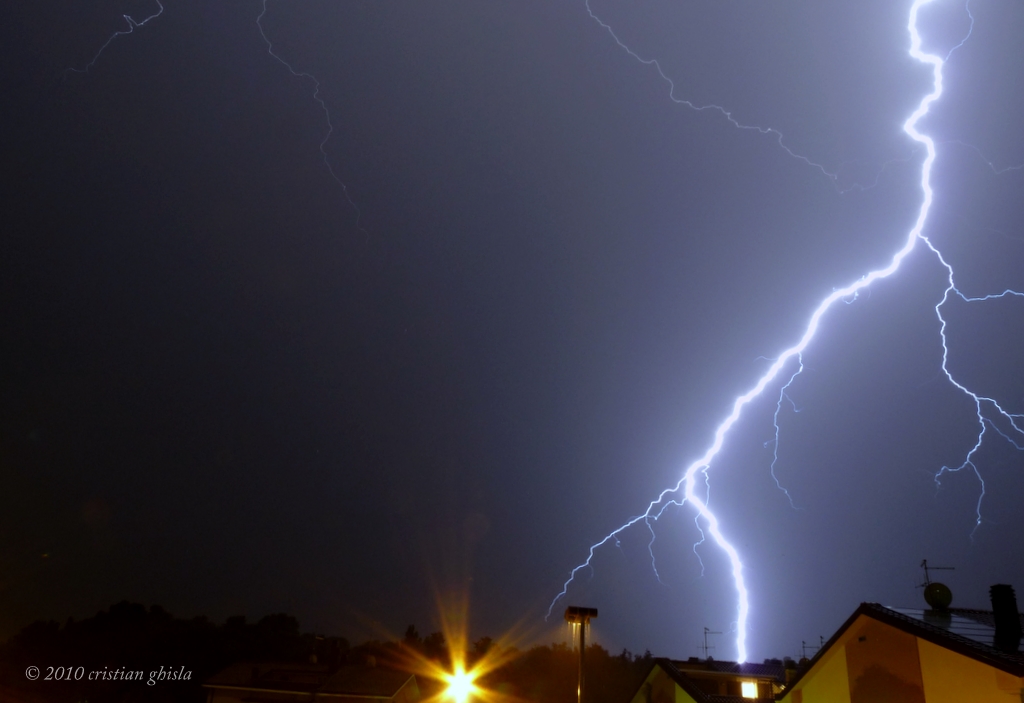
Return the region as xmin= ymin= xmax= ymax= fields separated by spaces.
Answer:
xmin=0 ymin=602 xmax=652 ymax=703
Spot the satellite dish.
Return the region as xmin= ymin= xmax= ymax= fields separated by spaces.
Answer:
xmin=924 ymin=582 xmax=953 ymax=610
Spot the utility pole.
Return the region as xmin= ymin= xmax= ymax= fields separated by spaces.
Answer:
xmin=564 ymin=607 xmax=598 ymax=703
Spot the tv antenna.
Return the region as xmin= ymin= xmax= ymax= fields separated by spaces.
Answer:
xmin=700 ymin=627 xmax=721 ymax=659
xmin=919 ymin=559 xmax=955 ymax=587
xmin=801 ymin=637 xmax=823 ymax=659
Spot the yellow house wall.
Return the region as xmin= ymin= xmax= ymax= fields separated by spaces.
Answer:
xmin=628 ymin=665 xmax=698 ymax=703
xmin=917 ymin=637 xmax=1024 ymax=703
xmin=783 ymin=613 xmax=926 ymax=703
xmin=673 ymin=681 xmax=698 ymax=703
xmin=845 ymin=616 xmax=925 ymax=702
xmin=781 ymin=612 xmax=1024 ymax=703
xmin=782 ymin=640 xmax=851 ymax=703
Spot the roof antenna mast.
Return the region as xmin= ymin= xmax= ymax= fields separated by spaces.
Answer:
xmin=919 ymin=559 xmax=955 ymax=586
xmin=919 ymin=559 xmax=955 ymax=610
xmin=700 ymin=627 xmax=721 ymax=659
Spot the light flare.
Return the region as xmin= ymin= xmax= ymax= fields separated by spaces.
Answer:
xmin=400 ymin=594 xmax=524 ymax=703
xmin=443 ymin=666 xmax=479 ymax=703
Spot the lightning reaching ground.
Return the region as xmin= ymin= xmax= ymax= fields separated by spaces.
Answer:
xmin=52 ymin=0 xmax=1023 ymax=665
xmin=549 ymin=0 xmax=1024 ymax=662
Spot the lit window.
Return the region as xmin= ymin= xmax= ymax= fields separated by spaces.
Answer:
xmin=741 ymin=681 xmax=758 ymax=698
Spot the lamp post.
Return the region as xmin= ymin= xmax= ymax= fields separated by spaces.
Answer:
xmin=564 ymin=606 xmax=598 ymax=703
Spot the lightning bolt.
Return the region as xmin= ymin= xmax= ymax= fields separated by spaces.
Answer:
xmin=61 ymin=0 xmax=1021 ymax=664
xmin=581 ymin=0 xmax=912 ymax=194
xmin=550 ymin=0 xmax=1023 ymax=663
xmin=256 ymin=0 xmax=366 ymax=234
xmin=65 ymin=0 xmax=164 ymax=77
xmin=944 ymin=0 xmax=974 ymax=61
xmin=929 ymin=280 xmax=1024 ymax=536
xmin=947 ymin=141 xmax=1024 ymax=176
xmin=767 ymin=362 xmax=803 ymax=510
xmin=67 ymin=1 xmax=366 ymax=233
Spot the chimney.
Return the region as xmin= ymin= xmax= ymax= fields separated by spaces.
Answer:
xmin=989 ymin=584 xmax=1022 ymax=654
xmin=783 ymin=658 xmax=797 ymax=685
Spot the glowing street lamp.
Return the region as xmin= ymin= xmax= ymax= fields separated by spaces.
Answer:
xmin=443 ymin=665 xmax=478 ymax=703
xmin=403 ymin=593 xmax=523 ymax=703
xmin=564 ymin=606 xmax=597 ymax=703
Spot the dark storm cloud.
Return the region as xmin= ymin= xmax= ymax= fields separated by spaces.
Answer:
xmin=1 ymin=0 xmax=1022 ymax=662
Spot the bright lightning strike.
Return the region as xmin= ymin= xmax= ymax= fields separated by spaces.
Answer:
xmin=551 ymin=0 xmax=1024 ymax=663
xmin=62 ymin=0 xmax=1021 ymax=665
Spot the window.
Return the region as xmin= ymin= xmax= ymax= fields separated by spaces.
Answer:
xmin=741 ymin=681 xmax=758 ymax=699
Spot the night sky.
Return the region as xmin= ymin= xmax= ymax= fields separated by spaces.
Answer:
xmin=3 ymin=0 xmax=1023 ymax=663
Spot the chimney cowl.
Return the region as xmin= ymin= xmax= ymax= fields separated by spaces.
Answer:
xmin=989 ymin=584 xmax=1022 ymax=654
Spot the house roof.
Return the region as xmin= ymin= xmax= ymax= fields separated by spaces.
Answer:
xmin=867 ymin=603 xmax=1024 ymax=675
xmin=780 ymin=601 xmax=1024 ymax=695
xmin=679 ymin=659 xmax=786 ymax=681
xmin=205 ymin=662 xmax=331 ymax=693
xmin=320 ymin=667 xmax=418 ymax=697
xmin=647 ymin=658 xmax=779 ymax=703
xmin=887 ymin=606 xmax=1024 ymax=654
xmin=205 ymin=662 xmax=416 ymax=698
xmin=666 ymin=658 xmax=785 ymax=683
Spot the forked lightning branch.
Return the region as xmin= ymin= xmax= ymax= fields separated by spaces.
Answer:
xmin=550 ymin=0 xmax=1024 ymax=662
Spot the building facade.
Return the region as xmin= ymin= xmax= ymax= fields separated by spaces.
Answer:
xmin=629 ymin=657 xmax=785 ymax=703
xmin=204 ymin=662 xmax=420 ymax=703
xmin=779 ymin=596 xmax=1024 ymax=703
